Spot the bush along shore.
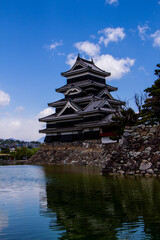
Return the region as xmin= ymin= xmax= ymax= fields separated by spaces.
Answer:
xmin=28 ymin=125 xmax=160 ymax=176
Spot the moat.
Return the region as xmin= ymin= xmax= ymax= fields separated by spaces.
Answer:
xmin=1 ymin=165 xmax=160 ymax=240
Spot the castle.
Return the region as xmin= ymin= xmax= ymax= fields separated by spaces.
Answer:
xmin=39 ymin=55 xmax=123 ymax=142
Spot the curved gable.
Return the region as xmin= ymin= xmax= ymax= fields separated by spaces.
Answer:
xmin=64 ymin=87 xmax=81 ymax=96
xmin=57 ymin=101 xmax=80 ymax=116
xmin=98 ymin=88 xmax=113 ymax=99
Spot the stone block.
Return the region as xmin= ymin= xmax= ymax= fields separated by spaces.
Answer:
xmin=123 ymin=132 xmax=131 ymax=137
xmin=141 ymin=131 xmax=148 ymax=137
xmin=148 ymin=133 xmax=154 ymax=137
xmin=117 ymin=170 xmax=125 ymax=174
xmin=150 ymin=127 xmax=157 ymax=133
xmin=131 ymin=132 xmax=139 ymax=137
xmin=155 ymin=151 xmax=160 ymax=155
xmin=145 ymin=147 xmax=152 ymax=152
xmin=139 ymin=161 xmax=152 ymax=171
xmin=128 ymin=171 xmax=135 ymax=175
xmin=147 ymin=169 xmax=154 ymax=174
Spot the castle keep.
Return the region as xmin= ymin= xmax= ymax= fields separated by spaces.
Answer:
xmin=39 ymin=55 xmax=123 ymax=142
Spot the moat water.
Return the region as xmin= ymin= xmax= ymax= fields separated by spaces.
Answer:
xmin=1 ymin=165 xmax=160 ymax=240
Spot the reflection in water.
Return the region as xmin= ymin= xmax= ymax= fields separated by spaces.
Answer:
xmin=0 ymin=165 xmax=160 ymax=239
xmin=0 ymin=165 xmax=62 ymax=240
xmin=0 ymin=211 xmax=8 ymax=232
xmin=42 ymin=165 xmax=160 ymax=240
xmin=116 ymin=217 xmax=149 ymax=240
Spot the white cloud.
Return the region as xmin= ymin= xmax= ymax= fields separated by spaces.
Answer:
xmin=0 ymin=107 xmax=55 ymax=141
xmin=57 ymin=52 xmax=65 ymax=56
xmin=15 ymin=106 xmax=24 ymax=112
xmin=66 ymin=53 xmax=77 ymax=67
xmin=151 ymin=30 xmax=160 ymax=47
xmin=37 ymin=107 xmax=55 ymax=118
xmin=0 ymin=111 xmax=10 ymax=116
xmin=0 ymin=117 xmax=40 ymax=141
xmin=138 ymin=66 xmax=149 ymax=75
xmin=48 ymin=40 xmax=63 ymax=50
xmin=158 ymin=1 xmax=160 ymax=4
xmin=66 ymin=52 xmax=135 ymax=80
xmin=98 ymin=27 xmax=125 ymax=46
xmin=137 ymin=24 xmax=150 ymax=40
xmin=66 ymin=28 xmax=134 ymax=80
xmin=105 ymin=0 xmax=119 ymax=5
xmin=0 ymin=90 xmax=10 ymax=107
xmin=94 ymin=54 xmax=135 ymax=80
xmin=90 ymin=35 xmax=96 ymax=39
xmin=74 ymin=41 xmax=100 ymax=57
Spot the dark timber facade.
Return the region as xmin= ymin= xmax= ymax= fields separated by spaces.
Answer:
xmin=39 ymin=55 xmax=123 ymax=142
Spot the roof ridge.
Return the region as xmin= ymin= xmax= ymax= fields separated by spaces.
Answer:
xmin=61 ymin=55 xmax=111 ymax=77
xmin=79 ymin=57 xmax=93 ymax=64
xmin=79 ymin=56 xmax=107 ymax=73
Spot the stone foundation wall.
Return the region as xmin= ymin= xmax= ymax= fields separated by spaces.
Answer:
xmin=29 ymin=126 xmax=160 ymax=176
xmin=28 ymin=140 xmax=110 ymax=167
xmin=102 ymin=126 xmax=160 ymax=176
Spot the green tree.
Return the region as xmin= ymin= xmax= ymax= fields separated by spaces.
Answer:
xmin=10 ymin=147 xmax=39 ymax=160
xmin=120 ymin=107 xmax=138 ymax=126
xmin=108 ymin=106 xmax=138 ymax=142
xmin=1 ymin=147 xmax=10 ymax=154
xmin=140 ymin=64 xmax=160 ymax=125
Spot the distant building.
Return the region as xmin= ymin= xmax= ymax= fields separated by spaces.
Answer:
xmin=9 ymin=148 xmax=15 ymax=152
xmin=39 ymin=55 xmax=124 ymax=142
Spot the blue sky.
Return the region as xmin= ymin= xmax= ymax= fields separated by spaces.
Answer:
xmin=0 ymin=0 xmax=160 ymax=140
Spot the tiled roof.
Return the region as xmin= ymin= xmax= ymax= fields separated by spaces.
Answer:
xmin=61 ymin=56 xmax=111 ymax=77
xmin=56 ymin=80 xmax=117 ymax=92
xmin=48 ymin=94 xmax=101 ymax=107
xmin=39 ymin=113 xmax=81 ymax=122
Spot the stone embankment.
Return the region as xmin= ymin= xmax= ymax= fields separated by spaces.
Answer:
xmin=29 ymin=126 xmax=160 ymax=176
xmin=102 ymin=125 xmax=160 ymax=176
xmin=28 ymin=140 xmax=107 ymax=167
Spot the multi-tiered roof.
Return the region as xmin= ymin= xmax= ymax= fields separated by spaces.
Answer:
xmin=39 ymin=55 xmax=123 ymax=142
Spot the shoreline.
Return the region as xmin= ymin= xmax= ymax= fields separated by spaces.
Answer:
xmin=26 ymin=125 xmax=160 ymax=176
xmin=0 ymin=159 xmax=28 ymax=165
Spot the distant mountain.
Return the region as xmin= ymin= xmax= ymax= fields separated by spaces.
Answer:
xmin=38 ymin=137 xmax=45 ymax=143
